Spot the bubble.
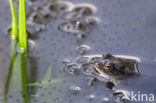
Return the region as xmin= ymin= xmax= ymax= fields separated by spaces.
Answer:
xmin=58 ymin=18 xmax=92 ymax=33
xmin=69 ymin=86 xmax=81 ymax=95
xmin=101 ymin=97 xmax=110 ymax=103
xmin=76 ymin=32 xmax=88 ymax=39
xmin=113 ymin=90 xmax=130 ymax=102
xmin=86 ymin=77 xmax=98 ymax=86
xmin=85 ymin=16 xmax=100 ymax=27
xmin=17 ymin=47 xmax=25 ymax=54
xmin=45 ymin=2 xmax=57 ymax=12
xmin=66 ymin=3 xmax=97 ymax=19
xmin=76 ymin=45 xmax=90 ymax=54
xmin=90 ymin=57 xmax=102 ymax=62
xmin=76 ymin=56 xmax=89 ymax=63
xmin=58 ymin=21 xmax=80 ymax=33
xmin=27 ymin=21 xmax=46 ymax=33
xmin=62 ymin=58 xmax=71 ymax=64
xmin=63 ymin=63 xmax=80 ymax=75
xmin=82 ymin=63 xmax=97 ymax=75
xmin=87 ymin=94 xmax=95 ymax=101
xmin=57 ymin=1 xmax=74 ymax=12
xmin=28 ymin=39 xmax=36 ymax=51
xmin=29 ymin=12 xmax=44 ymax=23
xmin=41 ymin=3 xmax=58 ymax=19
xmin=75 ymin=20 xmax=89 ymax=31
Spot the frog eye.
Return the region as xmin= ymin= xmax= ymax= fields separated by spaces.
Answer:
xmin=104 ymin=62 xmax=113 ymax=71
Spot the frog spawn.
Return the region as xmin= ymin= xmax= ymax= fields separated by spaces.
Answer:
xmin=65 ymin=3 xmax=97 ymax=19
xmin=26 ymin=0 xmax=74 ymax=34
xmin=58 ymin=3 xmax=100 ymax=39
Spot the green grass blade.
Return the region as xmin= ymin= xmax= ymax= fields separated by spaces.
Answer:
xmin=4 ymin=52 xmax=17 ymax=103
xmin=43 ymin=66 xmax=52 ymax=81
xmin=9 ymin=0 xmax=18 ymax=40
xmin=19 ymin=0 xmax=27 ymax=51
xmin=19 ymin=53 xmax=29 ymax=103
xmin=19 ymin=0 xmax=29 ymax=102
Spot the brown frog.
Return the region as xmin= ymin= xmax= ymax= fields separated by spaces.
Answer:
xmin=81 ymin=53 xmax=140 ymax=89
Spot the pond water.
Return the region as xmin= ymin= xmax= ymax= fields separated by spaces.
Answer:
xmin=0 ymin=0 xmax=156 ymax=103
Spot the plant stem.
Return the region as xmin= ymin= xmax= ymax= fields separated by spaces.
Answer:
xmin=19 ymin=0 xmax=29 ymax=103
xmin=19 ymin=53 xmax=29 ymax=103
xmin=4 ymin=52 xmax=17 ymax=103
xmin=9 ymin=0 xmax=18 ymax=40
xmin=19 ymin=0 xmax=27 ymax=51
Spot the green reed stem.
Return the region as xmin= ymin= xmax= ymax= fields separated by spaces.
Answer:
xmin=7 ymin=0 xmax=29 ymax=103
xmin=19 ymin=0 xmax=27 ymax=51
xmin=4 ymin=52 xmax=17 ymax=103
xmin=19 ymin=0 xmax=29 ymax=103
xmin=18 ymin=53 xmax=29 ymax=103
xmin=9 ymin=0 xmax=18 ymax=40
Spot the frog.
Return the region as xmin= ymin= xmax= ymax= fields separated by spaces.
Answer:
xmin=80 ymin=53 xmax=140 ymax=88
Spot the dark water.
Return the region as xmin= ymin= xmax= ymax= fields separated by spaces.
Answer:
xmin=0 ymin=0 xmax=156 ymax=103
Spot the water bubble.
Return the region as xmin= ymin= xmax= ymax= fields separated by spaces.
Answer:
xmin=29 ymin=12 xmax=44 ymax=23
xmin=76 ymin=45 xmax=90 ymax=54
xmin=90 ymin=57 xmax=102 ymax=62
xmin=87 ymin=94 xmax=95 ymax=101
xmin=76 ymin=56 xmax=89 ymax=63
xmin=113 ymin=90 xmax=130 ymax=102
xmin=101 ymin=97 xmax=110 ymax=103
xmin=66 ymin=3 xmax=97 ymax=19
xmin=69 ymin=86 xmax=81 ymax=95
xmin=63 ymin=63 xmax=80 ymax=75
xmin=82 ymin=63 xmax=96 ymax=75
xmin=57 ymin=1 xmax=74 ymax=13
xmin=75 ymin=20 xmax=89 ymax=31
xmin=58 ymin=21 xmax=78 ymax=33
xmin=40 ymin=8 xmax=54 ymax=19
xmin=28 ymin=39 xmax=36 ymax=51
xmin=58 ymin=19 xmax=90 ymax=34
xmin=85 ymin=16 xmax=100 ymax=27
xmin=76 ymin=32 xmax=87 ymax=39
xmin=86 ymin=77 xmax=98 ymax=86
xmin=17 ymin=47 xmax=25 ymax=54
xmin=27 ymin=21 xmax=46 ymax=33
xmin=62 ymin=58 xmax=71 ymax=64
xmin=45 ymin=2 xmax=57 ymax=12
